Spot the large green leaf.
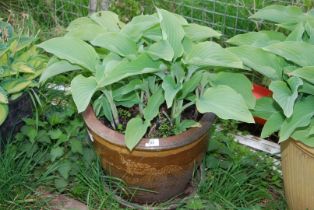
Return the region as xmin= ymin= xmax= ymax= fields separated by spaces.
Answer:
xmin=252 ymin=97 xmax=280 ymax=120
xmin=261 ymin=112 xmax=285 ymax=138
xmin=125 ymin=117 xmax=149 ymax=151
xmin=228 ymin=46 xmax=285 ymax=80
xmin=70 ymin=75 xmax=98 ymax=113
xmin=0 ymin=86 xmax=8 ymax=104
xmin=1 ymin=78 xmax=31 ymax=94
xmin=269 ymin=77 xmax=303 ymax=117
xmin=11 ymin=62 xmax=35 ymax=74
xmin=10 ymin=92 xmax=23 ymax=101
xmin=115 ymin=91 xmax=139 ymax=102
xmin=157 ymin=8 xmax=185 ymax=59
xmin=15 ymin=45 xmax=38 ymax=62
xmin=210 ymin=72 xmax=255 ymax=109
xmin=264 ymin=41 xmax=314 ymax=67
xmin=143 ymin=88 xmax=164 ymax=122
xmin=143 ymin=25 xmax=162 ymax=41
xmin=112 ymin=79 xmax=142 ymax=98
xmin=40 ymin=60 xmax=81 ymax=82
xmin=66 ymin=21 xmax=107 ymax=41
xmin=90 ymin=11 xmax=121 ymax=32
xmin=249 ymin=5 xmax=303 ymax=24
xmin=147 ymin=76 xmax=159 ymax=93
xmin=300 ymin=80 xmax=314 ymax=95
xmin=121 ymin=15 xmax=159 ymax=41
xmin=0 ymin=103 xmax=8 ymax=125
xmin=101 ymin=59 xmax=126 ymax=82
xmin=146 ymin=40 xmax=174 ymax=61
xmin=279 ymin=96 xmax=314 ymax=141
xmin=227 ymin=31 xmax=286 ymax=47
xmin=100 ymin=53 xmax=164 ymax=87
xmin=174 ymin=13 xmax=188 ymax=25
xmin=37 ymin=37 xmax=99 ymax=72
xmin=174 ymin=120 xmax=201 ymax=135
xmin=102 ymin=53 xmax=122 ymax=66
xmin=183 ymin=23 xmax=221 ymax=41
xmin=171 ymin=62 xmax=185 ymax=83
xmin=93 ymin=94 xmax=114 ymax=124
xmin=162 ymin=75 xmax=181 ymax=108
xmin=67 ymin=17 xmax=96 ymax=31
xmin=289 ymin=66 xmax=314 ymax=84
xmin=101 ymin=94 xmax=115 ymax=123
xmin=185 ymin=41 xmax=243 ymax=69
xmin=310 ymin=126 xmax=314 ymax=137
xmin=305 ymin=19 xmax=314 ymax=44
xmin=115 ymin=92 xmax=140 ymax=108
xmin=178 ymin=71 xmax=202 ymax=99
xmin=91 ymin=32 xmax=137 ymax=57
xmin=286 ymin=22 xmax=305 ymax=41
xmin=291 ymin=120 xmax=314 ymax=147
xmin=0 ymin=43 xmax=9 ymax=58
xmin=0 ymin=67 xmax=16 ymax=78
xmin=10 ymin=36 xmax=36 ymax=52
xmin=196 ymin=85 xmax=254 ymax=123
xmin=182 ymin=37 xmax=193 ymax=53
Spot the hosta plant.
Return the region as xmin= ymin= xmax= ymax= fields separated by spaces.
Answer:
xmin=0 ymin=20 xmax=48 ymax=125
xmin=39 ymin=9 xmax=256 ymax=151
xmin=227 ymin=5 xmax=314 ymax=147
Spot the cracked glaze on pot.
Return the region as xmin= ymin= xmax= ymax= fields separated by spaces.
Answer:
xmin=83 ymin=105 xmax=215 ymax=203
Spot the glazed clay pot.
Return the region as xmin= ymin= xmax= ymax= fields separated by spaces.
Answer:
xmin=281 ymin=139 xmax=314 ymax=210
xmin=83 ymin=105 xmax=215 ymax=204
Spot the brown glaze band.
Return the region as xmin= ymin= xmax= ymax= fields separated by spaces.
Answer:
xmin=83 ymin=105 xmax=216 ymax=151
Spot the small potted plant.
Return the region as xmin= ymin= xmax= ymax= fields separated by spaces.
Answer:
xmin=227 ymin=5 xmax=314 ymax=210
xmin=0 ymin=20 xmax=47 ymax=147
xmin=38 ymin=9 xmax=255 ymax=203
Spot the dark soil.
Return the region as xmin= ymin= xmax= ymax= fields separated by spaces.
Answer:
xmin=237 ymin=123 xmax=279 ymax=143
xmin=100 ymin=104 xmax=201 ymax=138
xmin=0 ymin=93 xmax=33 ymax=151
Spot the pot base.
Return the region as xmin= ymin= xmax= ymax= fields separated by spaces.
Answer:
xmin=92 ymin=130 xmax=209 ymax=204
xmin=103 ymin=163 xmax=204 ymax=209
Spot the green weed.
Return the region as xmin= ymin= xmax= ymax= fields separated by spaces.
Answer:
xmin=0 ymin=142 xmax=52 ymax=210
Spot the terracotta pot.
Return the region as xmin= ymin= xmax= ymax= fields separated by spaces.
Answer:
xmin=281 ymin=139 xmax=314 ymax=210
xmin=83 ymin=105 xmax=215 ymax=204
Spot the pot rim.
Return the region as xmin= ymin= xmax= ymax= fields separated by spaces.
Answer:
xmin=83 ymin=105 xmax=216 ymax=151
xmin=291 ymin=138 xmax=314 ymax=157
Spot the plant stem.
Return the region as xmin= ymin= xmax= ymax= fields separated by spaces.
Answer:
xmin=171 ymin=99 xmax=183 ymax=126
xmin=162 ymin=110 xmax=173 ymax=126
xmin=181 ymin=101 xmax=194 ymax=113
xmin=139 ymin=91 xmax=144 ymax=117
xmin=103 ymin=89 xmax=119 ymax=128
